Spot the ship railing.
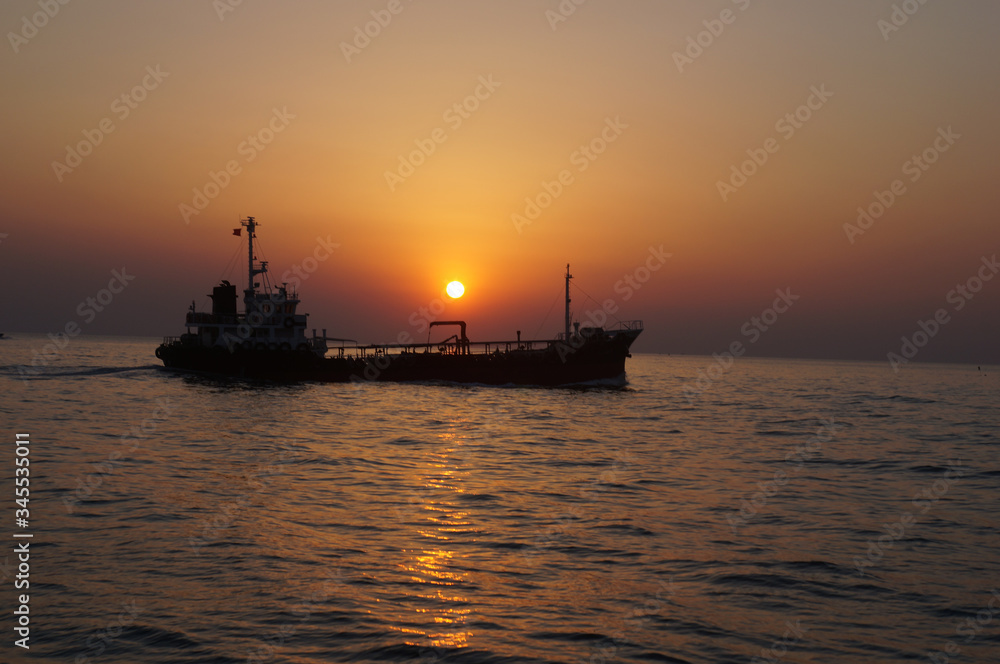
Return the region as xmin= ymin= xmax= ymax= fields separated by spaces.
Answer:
xmin=324 ymin=321 xmax=645 ymax=358
xmin=161 ymin=336 xmax=181 ymax=345
xmin=552 ymin=321 xmax=643 ymax=341
xmin=331 ymin=337 xmax=582 ymax=358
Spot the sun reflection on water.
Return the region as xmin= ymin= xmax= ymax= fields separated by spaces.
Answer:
xmin=387 ymin=432 xmax=479 ymax=649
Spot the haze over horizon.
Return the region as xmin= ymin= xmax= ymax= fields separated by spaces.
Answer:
xmin=2 ymin=0 xmax=998 ymax=366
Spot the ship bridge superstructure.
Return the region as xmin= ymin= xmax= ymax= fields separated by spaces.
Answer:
xmin=174 ymin=217 xmax=328 ymax=355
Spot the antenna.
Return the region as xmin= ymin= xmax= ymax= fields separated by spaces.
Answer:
xmin=564 ymin=263 xmax=573 ymax=339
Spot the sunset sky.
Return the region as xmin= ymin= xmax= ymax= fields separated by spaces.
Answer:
xmin=2 ymin=0 xmax=998 ymax=364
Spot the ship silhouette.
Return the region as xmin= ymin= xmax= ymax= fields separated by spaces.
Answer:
xmin=156 ymin=217 xmax=642 ymax=385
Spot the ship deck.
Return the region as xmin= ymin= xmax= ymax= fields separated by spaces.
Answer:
xmin=325 ymin=320 xmax=643 ymax=359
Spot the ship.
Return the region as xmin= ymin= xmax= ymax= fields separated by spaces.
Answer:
xmin=156 ymin=217 xmax=643 ymax=386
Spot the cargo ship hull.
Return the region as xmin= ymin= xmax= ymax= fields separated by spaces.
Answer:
xmin=157 ymin=327 xmax=641 ymax=386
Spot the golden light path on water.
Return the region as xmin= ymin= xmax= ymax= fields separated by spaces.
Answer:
xmin=390 ymin=429 xmax=475 ymax=649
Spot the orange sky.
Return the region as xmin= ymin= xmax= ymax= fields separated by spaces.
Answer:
xmin=2 ymin=0 xmax=998 ymax=363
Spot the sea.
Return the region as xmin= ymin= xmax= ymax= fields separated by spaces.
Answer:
xmin=1 ymin=334 xmax=998 ymax=664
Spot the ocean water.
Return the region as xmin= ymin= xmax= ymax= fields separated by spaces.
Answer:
xmin=2 ymin=334 xmax=999 ymax=664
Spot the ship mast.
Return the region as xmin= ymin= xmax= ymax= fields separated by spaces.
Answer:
xmin=242 ymin=216 xmax=266 ymax=307
xmin=564 ymin=263 xmax=572 ymax=339
xmin=246 ymin=217 xmax=256 ymax=296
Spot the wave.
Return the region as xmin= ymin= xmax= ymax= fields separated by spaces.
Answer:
xmin=0 ymin=364 xmax=160 ymax=378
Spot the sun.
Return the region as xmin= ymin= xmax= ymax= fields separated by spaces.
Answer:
xmin=446 ymin=281 xmax=465 ymax=299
